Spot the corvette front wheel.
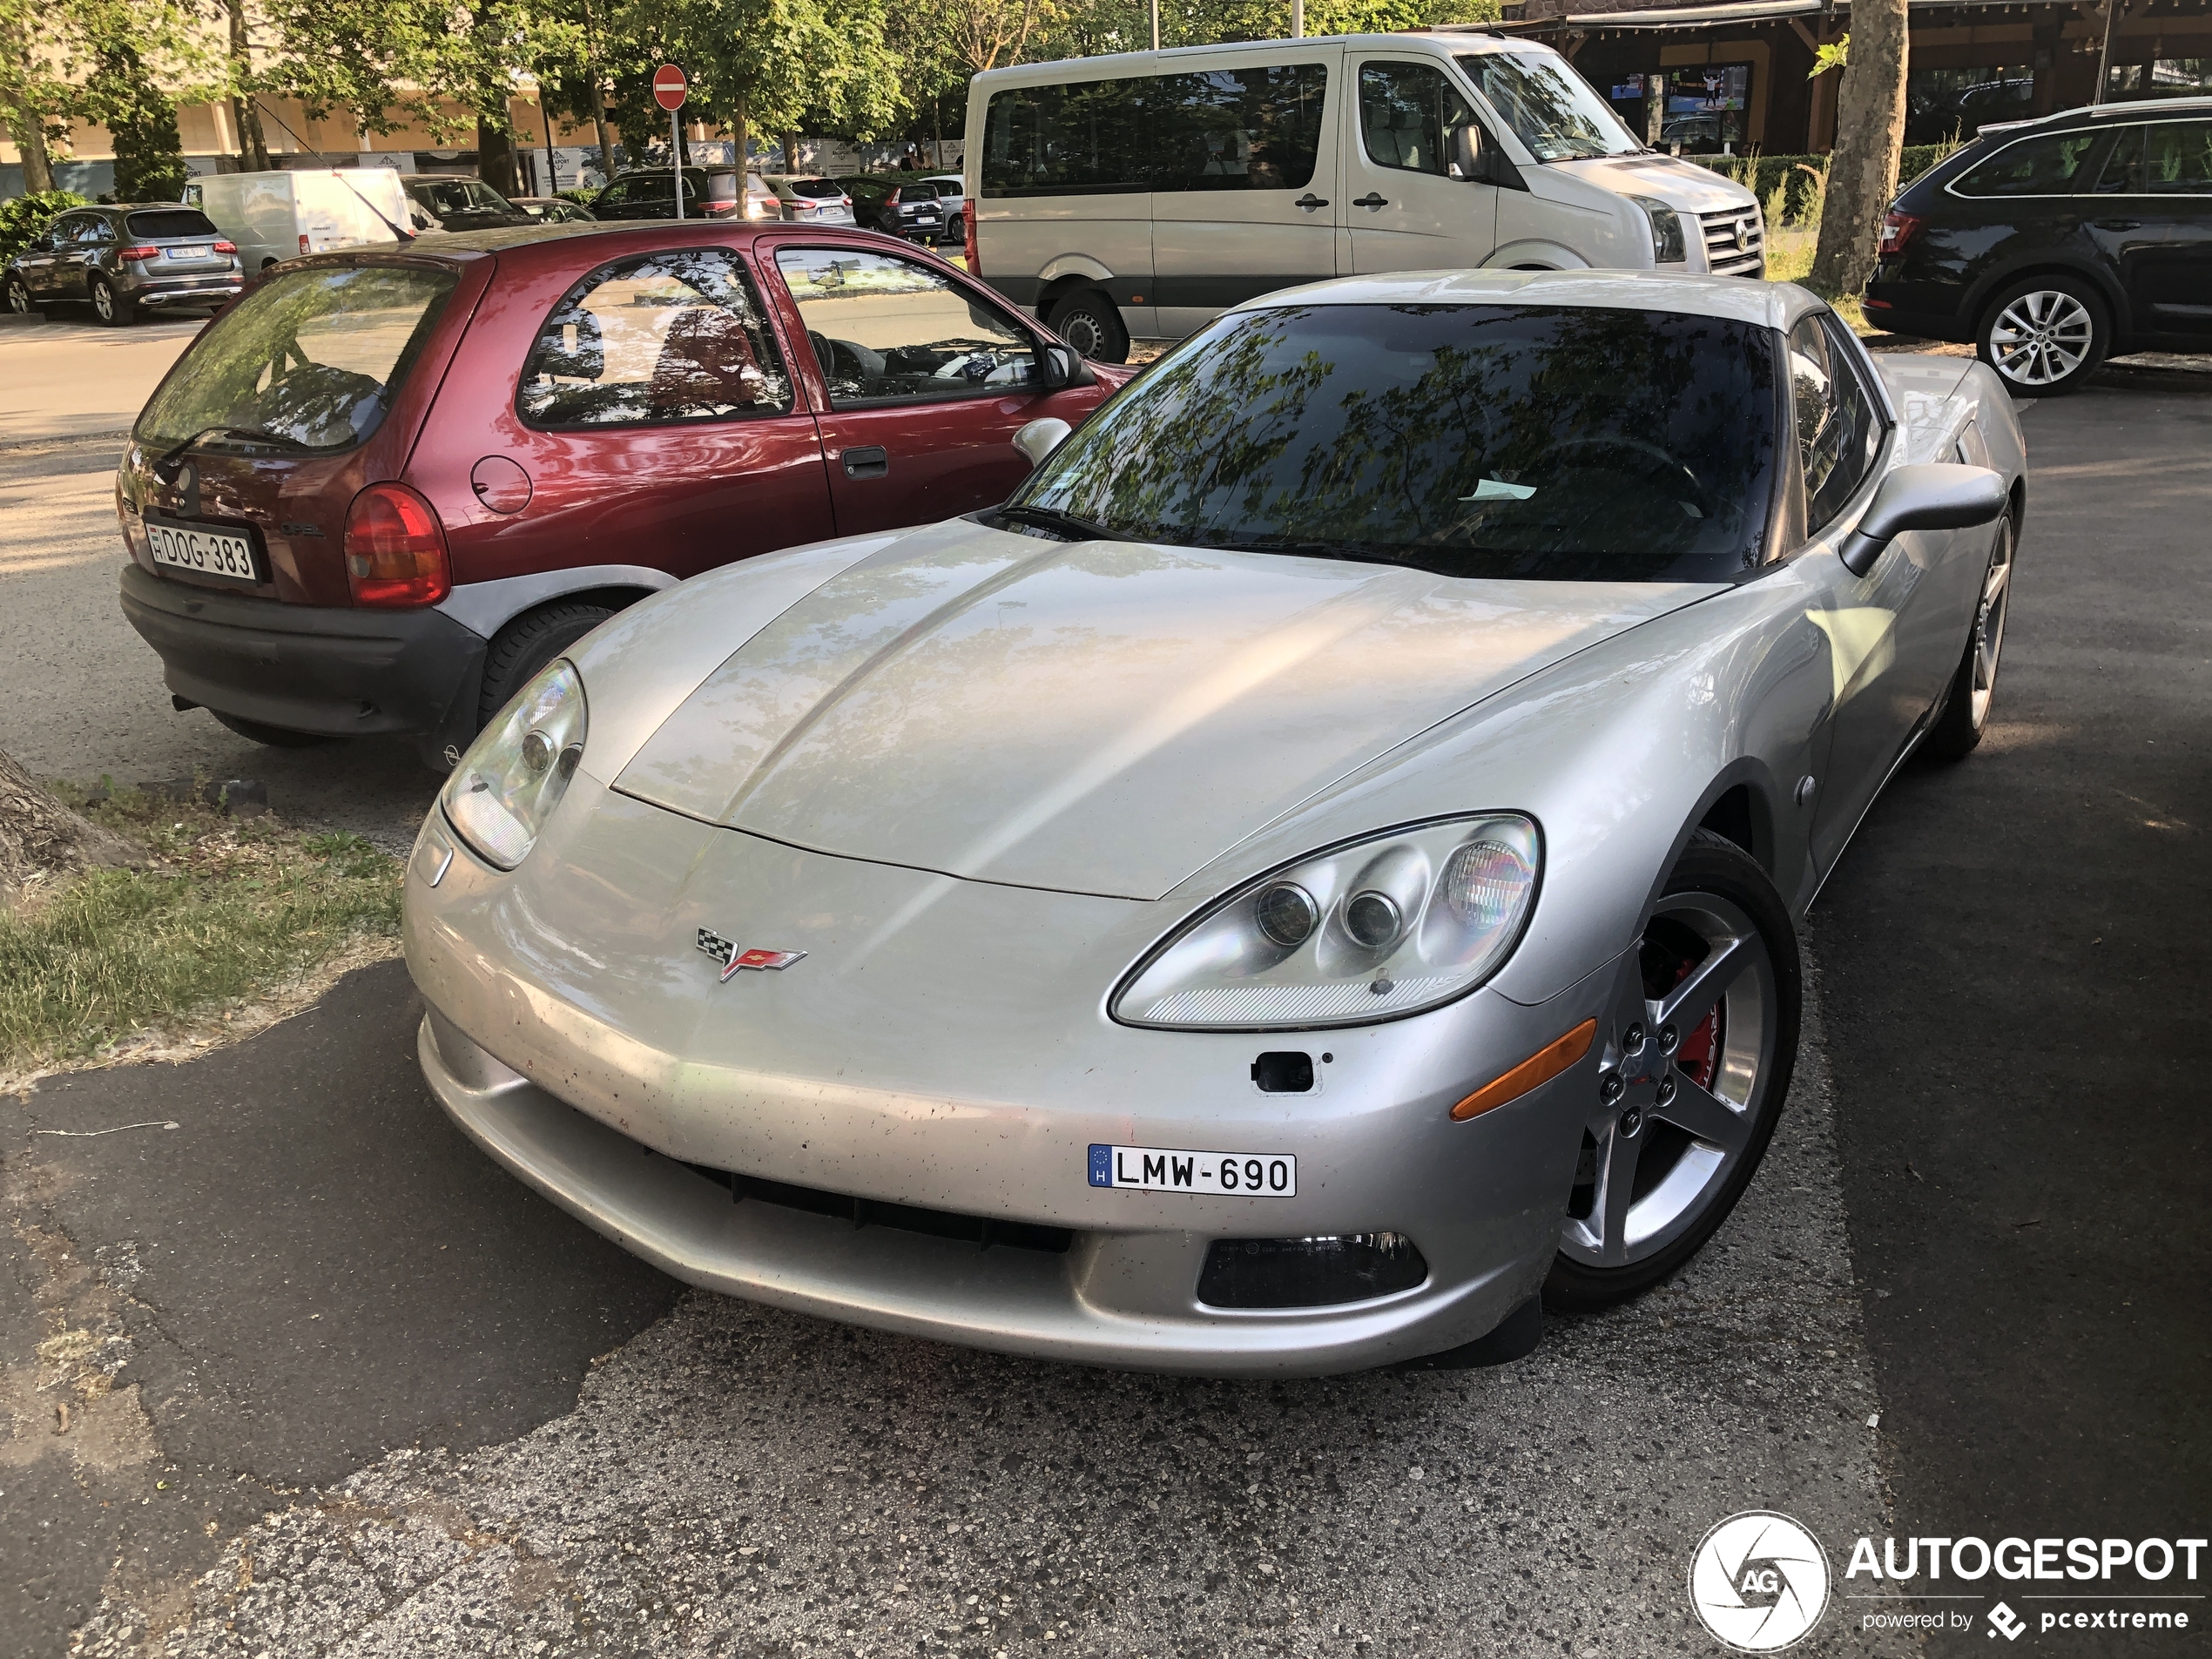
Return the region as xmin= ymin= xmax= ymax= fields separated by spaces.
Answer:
xmin=1545 ymin=830 xmax=1802 ymax=1312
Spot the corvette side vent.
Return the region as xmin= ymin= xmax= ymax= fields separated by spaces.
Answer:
xmin=687 ymin=1163 xmax=1073 ymax=1254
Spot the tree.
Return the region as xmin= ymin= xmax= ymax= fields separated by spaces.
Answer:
xmin=97 ymin=44 xmax=188 ymax=199
xmin=1807 ymin=0 xmax=1905 ymax=296
xmin=1 ymin=0 xmax=212 ymax=191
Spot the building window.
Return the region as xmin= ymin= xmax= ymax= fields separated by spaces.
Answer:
xmin=1906 ymin=67 xmax=2035 ymax=145
xmin=1661 ymin=65 xmax=1750 ymax=155
xmin=2107 ymin=59 xmax=2212 ymax=101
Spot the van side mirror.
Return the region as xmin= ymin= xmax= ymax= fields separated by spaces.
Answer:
xmin=1014 ymin=416 xmax=1072 ymax=469
xmin=1837 ymin=462 xmax=2006 ymax=577
xmin=1450 ymin=124 xmax=1483 ymax=180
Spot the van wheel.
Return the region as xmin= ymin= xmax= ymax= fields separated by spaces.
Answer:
xmin=210 ymin=711 xmax=336 ymax=748
xmin=90 ymin=276 xmax=133 ymax=327
xmin=1046 ymin=289 xmax=1130 ymax=364
xmin=478 ymin=602 xmax=615 ymax=727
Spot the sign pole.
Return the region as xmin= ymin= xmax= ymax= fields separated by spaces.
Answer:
xmin=653 ymin=64 xmax=690 ymax=218
xmin=673 ymin=102 xmax=684 ymax=219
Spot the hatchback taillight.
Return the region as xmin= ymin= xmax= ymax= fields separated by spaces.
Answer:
xmin=344 ymin=482 xmax=450 ymax=607
xmin=213 ymin=239 xmax=238 ymax=253
xmin=1878 ymin=212 xmax=1924 ymax=258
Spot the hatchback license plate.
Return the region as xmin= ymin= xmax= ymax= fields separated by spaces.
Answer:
xmin=1089 ymin=1144 xmax=1297 ymax=1197
xmin=145 ymin=515 xmax=265 ymax=585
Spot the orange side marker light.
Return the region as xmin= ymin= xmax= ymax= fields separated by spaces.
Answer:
xmin=1450 ymin=1018 xmax=1599 ymax=1123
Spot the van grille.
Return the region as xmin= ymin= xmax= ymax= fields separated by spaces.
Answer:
xmin=1699 ymin=206 xmax=1765 ymax=278
xmin=687 ymin=1163 xmax=1074 ymax=1254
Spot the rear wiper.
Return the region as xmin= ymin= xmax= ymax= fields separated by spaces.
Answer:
xmin=151 ymin=424 xmax=307 ymax=482
xmin=990 ymin=503 xmax=1136 ymax=543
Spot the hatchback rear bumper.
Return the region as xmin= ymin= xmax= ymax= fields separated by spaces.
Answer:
xmin=120 ymin=561 xmax=484 ymax=759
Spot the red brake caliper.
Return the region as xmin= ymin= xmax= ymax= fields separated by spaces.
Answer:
xmin=1670 ymin=957 xmax=1723 ymax=1090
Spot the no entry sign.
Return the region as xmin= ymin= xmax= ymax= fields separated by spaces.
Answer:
xmin=653 ymin=64 xmax=687 ymax=111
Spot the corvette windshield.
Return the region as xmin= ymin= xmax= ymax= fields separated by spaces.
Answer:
xmin=1013 ymin=303 xmax=1780 ymax=583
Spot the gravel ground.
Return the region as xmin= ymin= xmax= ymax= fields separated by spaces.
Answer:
xmin=62 ymin=982 xmax=1903 ymax=1659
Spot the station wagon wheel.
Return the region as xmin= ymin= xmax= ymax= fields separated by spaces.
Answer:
xmin=1977 ymin=276 xmax=2107 ymax=396
xmin=1925 ymin=511 xmax=2015 ymax=759
xmin=1546 ymin=831 xmax=1801 ymax=1312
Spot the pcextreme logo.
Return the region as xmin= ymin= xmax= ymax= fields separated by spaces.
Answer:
xmin=1690 ymin=1511 xmax=1833 ymax=1651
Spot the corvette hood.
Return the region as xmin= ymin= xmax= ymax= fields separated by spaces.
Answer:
xmin=613 ymin=522 xmax=1718 ymax=900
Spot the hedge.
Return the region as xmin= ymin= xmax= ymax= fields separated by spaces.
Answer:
xmin=1687 ymin=145 xmax=1955 ymax=223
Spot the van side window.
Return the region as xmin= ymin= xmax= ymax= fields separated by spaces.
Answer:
xmin=774 ymin=248 xmax=1040 ymax=408
xmin=1787 ymin=314 xmax=1883 ymax=536
xmin=981 ymin=67 xmax=1327 ymax=197
xmin=1359 ymin=63 xmax=1477 ymax=177
xmin=517 ymin=249 xmax=792 ymax=428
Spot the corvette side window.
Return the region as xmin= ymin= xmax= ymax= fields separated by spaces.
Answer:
xmin=517 ymin=248 xmax=792 ymax=428
xmin=1788 ymin=315 xmax=1881 ymax=536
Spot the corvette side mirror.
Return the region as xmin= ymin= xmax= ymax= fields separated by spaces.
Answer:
xmin=1014 ymin=416 xmax=1072 ymax=469
xmin=1837 ymin=462 xmax=2006 ymax=577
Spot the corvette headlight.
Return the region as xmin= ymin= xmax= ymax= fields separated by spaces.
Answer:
xmin=440 ymin=660 xmax=586 ymax=870
xmin=1113 ymin=816 xmax=1541 ymax=1031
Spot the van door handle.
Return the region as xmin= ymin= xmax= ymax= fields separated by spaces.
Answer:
xmin=1352 ymin=193 xmax=1389 ymax=210
xmin=1293 ymin=193 xmax=1329 ymax=212
xmin=841 ymin=445 xmax=888 ymax=479
xmin=2094 ymin=219 xmax=2142 ymax=231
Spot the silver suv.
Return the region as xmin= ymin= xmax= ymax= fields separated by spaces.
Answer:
xmin=3 ymin=203 xmax=244 ymax=325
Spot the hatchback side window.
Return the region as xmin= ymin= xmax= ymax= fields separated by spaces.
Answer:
xmin=2095 ymin=120 xmax=2212 ymax=195
xmin=1359 ymin=62 xmax=1478 ymax=177
xmin=1952 ymin=130 xmax=2103 ymax=197
xmin=1788 ymin=315 xmax=1883 ymax=536
xmin=517 ymin=248 xmax=792 ymax=428
xmin=773 ymin=248 xmax=1038 ymax=408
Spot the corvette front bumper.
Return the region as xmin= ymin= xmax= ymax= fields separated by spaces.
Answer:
xmin=405 ymin=773 xmax=1621 ymax=1376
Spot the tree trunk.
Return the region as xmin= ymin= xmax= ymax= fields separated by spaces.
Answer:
xmin=225 ymin=0 xmax=270 ymax=170
xmin=14 ymin=105 xmax=55 ymax=193
xmin=727 ymin=92 xmax=747 ymax=183
xmin=477 ymin=118 xmax=518 ymax=196
xmin=784 ymin=130 xmax=799 ymax=172
xmin=1808 ymin=0 xmax=1907 ymax=297
xmin=0 ymin=751 xmax=138 ymax=898
xmin=592 ymin=109 xmax=615 ymax=182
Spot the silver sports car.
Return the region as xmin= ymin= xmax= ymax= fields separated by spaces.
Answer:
xmin=405 ymin=271 xmax=2023 ymax=1375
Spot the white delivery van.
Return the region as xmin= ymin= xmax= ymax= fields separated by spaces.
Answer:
xmin=190 ymin=168 xmax=415 ymax=271
xmin=965 ymin=28 xmax=1764 ymax=360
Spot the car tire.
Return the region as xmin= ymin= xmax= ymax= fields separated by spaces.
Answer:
xmin=1976 ymin=275 xmax=2109 ymax=396
xmin=1543 ymin=829 xmax=1803 ymax=1313
xmin=478 ymin=601 xmax=615 ymax=728
xmin=209 ymin=711 xmax=337 ymax=748
xmin=89 ymin=275 xmax=133 ymax=327
xmin=1924 ymin=511 xmax=2015 ymax=760
xmin=1046 ymin=288 xmax=1130 ymax=364
xmin=3 ymin=274 xmax=30 ymax=315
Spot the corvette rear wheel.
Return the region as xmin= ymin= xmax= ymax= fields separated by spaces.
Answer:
xmin=1545 ymin=831 xmax=1801 ymax=1312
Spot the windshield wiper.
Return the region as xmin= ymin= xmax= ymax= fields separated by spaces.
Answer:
xmin=990 ymin=503 xmax=1136 ymax=543
xmin=151 ymin=424 xmax=307 ymax=482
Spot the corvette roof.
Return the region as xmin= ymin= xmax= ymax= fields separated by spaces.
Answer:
xmin=1236 ymin=267 xmax=1822 ymax=330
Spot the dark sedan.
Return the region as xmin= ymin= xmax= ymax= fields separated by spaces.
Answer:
xmin=836 ymin=175 xmax=945 ymax=242
xmin=1864 ymin=97 xmax=2212 ymax=394
xmin=3 ymin=204 xmax=242 ymax=324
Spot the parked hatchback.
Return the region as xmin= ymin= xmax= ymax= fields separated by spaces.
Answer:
xmin=1865 ymin=97 xmax=2212 ymax=394
xmin=761 ymin=174 xmax=856 ymax=224
xmin=114 ymin=223 xmax=1129 ymax=766
xmin=837 ymin=175 xmax=946 ymax=241
xmin=3 ymin=204 xmax=242 ymax=324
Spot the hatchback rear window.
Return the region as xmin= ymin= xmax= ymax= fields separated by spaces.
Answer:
xmin=786 ymin=179 xmax=846 ymax=199
xmin=126 ymin=209 xmax=219 ymax=240
xmin=135 ymin=264 xmax=456 ymax=455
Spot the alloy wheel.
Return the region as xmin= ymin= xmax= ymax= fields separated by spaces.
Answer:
xmin=1987 ymin=290 xmax=2094 ymax=388
xmin=91 ymin=280 xmax=114 ymax=321
xmin=1970 ymin=517 xmax=2014 ymax=730
xmin=1558 ymin=893 xmax=1778 ymax=1268
xmin=3 ymin=277 xmax=27 ymax=314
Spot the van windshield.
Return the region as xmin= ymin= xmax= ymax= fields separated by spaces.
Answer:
xmin=1456 ymin=53 xmax=1644 ymax=161
xmin=135 ymin=264 xmax=456 ymax=455
xmin=1008 ymin=303 xmax=1780 ymax=583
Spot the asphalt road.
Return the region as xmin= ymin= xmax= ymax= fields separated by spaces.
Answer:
xmin=1 ymin=339 xmax=2207 ymax=1656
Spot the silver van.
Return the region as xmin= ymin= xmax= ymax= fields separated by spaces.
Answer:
xmin=966 ymin=29 xmax=1764 ymax=361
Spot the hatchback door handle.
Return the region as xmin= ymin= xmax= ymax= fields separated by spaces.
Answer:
xmin=1353 ymin=193 xmax=1390 ymax=210
xmin=842 ymin=445 xmax=888 ymax=479
xmin=2094 ymin=219 xmax=2142 ymax=231
xmin=1294 ymin=193 xmax=1329 ymax=212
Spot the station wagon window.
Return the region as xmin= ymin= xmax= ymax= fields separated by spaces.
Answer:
xmin=774 ymin=248 xmax=1036 ymax=408
xmin=1951 ymin=129 xmax=2103 ymax=196
xmin=517 ymin=249 xmax=792 ymax=428
xmin=1788 ymin=314 xmax=1884 ymax=536
xmin=1359 ymin=62 xmax=1480 ymax=177
xmin=2092 ymin=120 xmax=2212 ymax=195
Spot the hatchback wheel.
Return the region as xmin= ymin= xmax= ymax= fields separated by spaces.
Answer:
xmin=3 ymin=274 xmax=30 ymax=315
xmin=1046 ymin=288 xmax=1130 ymax=364
xmin=1925 ymin=512 xmax=2014 ymax=759
xmin=90 ymin=275 xmax=133 ymax=327
xmin=1545 ymin=831 xmax=1802 ymax=1312
xmin=478 ymin=602 xmax=616 ymax=729
xmin=1977 ymin=276 xmax=2107 ymax=395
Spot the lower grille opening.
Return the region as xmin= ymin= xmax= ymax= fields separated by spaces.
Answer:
xmin=1197 ymin=1232 xmax=1428 ymax=1310
xmin=686 ymin=1163 xmax=1073 ymax=1255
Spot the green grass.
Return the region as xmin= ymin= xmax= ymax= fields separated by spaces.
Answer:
xmin=0 ymin=786 xmax=402 ymax=1075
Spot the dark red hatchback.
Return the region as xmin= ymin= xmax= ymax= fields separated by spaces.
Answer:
xmin=116 ymin=222 xmax=1129 ymax=766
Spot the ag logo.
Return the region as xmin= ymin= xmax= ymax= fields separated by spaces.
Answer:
xmin=1689 ymin=1511 xmax=1831 ymax=1651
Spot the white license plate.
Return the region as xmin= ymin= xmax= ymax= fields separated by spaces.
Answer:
xmin=169 ymin=246 xmax=210 ymax=259
xmin=1089 ymin=1144 xmax=1297 ymax=1197
xmin=145 ymin=516 xmax=264 ymax=585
